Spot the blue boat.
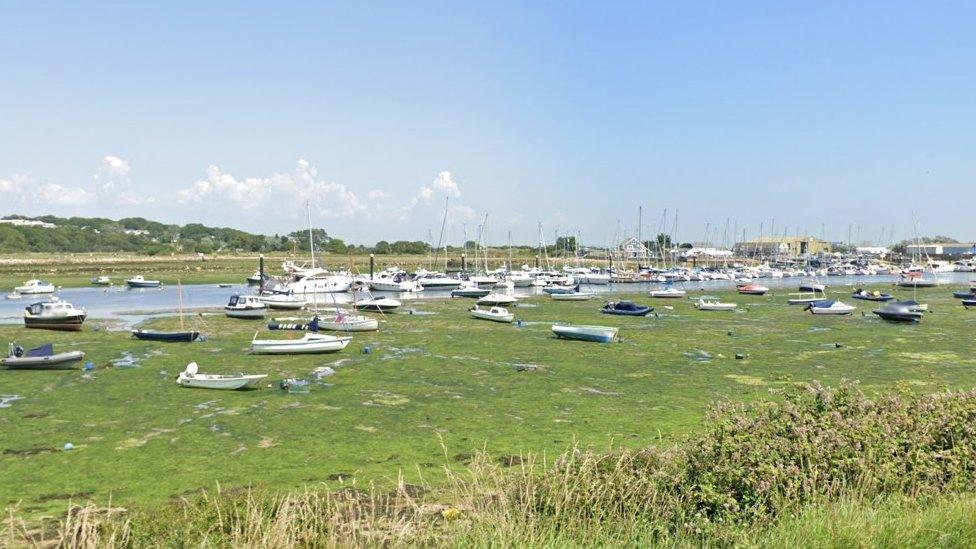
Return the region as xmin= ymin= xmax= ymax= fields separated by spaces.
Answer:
xmin=952 ymin=290 xmax=975 ymax=299
xmin=543 ymin=284 xmax=578 ymax=295
xmin=851 ymin=289 xmax=894 ymax=302
xmin=963 ymin=299 xmax=976 ymax=309
xmin=131 ymin=329 xmax=201 ymax=342
xmin=551 ymin=324 xmax=618 ymax=343
xmin=601 ymin=300 xmax=652 ymax=316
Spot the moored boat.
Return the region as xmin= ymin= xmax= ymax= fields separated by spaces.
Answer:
xmin=250 ymin=332 xmax=352 ymax=354
xmin=804 ymin=300 xmax=856 ymax=315
xmin=354 ymin=296 xmax=402 ymax=312
xmin=736 ymin=283 xmax=769 ymax=295
xmin=125 ymin=275 xmax=162 ymax=288
xmin=24 ymin=299 xmax=86 ymax=331
xmin=649 ymin=286 xmax=686 ymax=298
xmin=224 ymin=295 xmax=267 ymax=319
xmin=601 ymin=301 xmax=652 ymax=316
xmin=873 ymin=303 xmax=924 ymax=322
xmin=132 ymin=329 xmax=201 ymax=342
xmin=550 ymin=291 xmax=596 ymax=301
xmin=176 ymin=362 xmax=266 ymax=390
xmin=469 ymin=305 xmax=514 ymax=323
xmin=694 ymin=298 xmax=737 ymax=311
xmin=257 ymin=292 xmax=307 ymax=310
xmin=1 ymin=343 xmax=85 ymax=370
xmin=851 ymin=289 xmax=894 ymax=302
xmin=90 ymin=275 xmax=112 ymax=286
xmin=477 ymin=293 xmax=518 ymax=307
xmin=14 ymin=279 xmax=55 ymax=294
xmin=451 ymin=285 xmax=491 ymax=298
xmin=551 ymin=324 xmax=618 ymax=343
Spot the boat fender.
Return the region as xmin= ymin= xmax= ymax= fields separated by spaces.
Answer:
xmin=13 ymin=345 xmax=23 ymax=357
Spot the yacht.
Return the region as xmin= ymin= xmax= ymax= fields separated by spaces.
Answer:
xmin=24 ymin=299 xmax=86 ymax=331
xmin=14 ymin=279 xmax=56 ymax=294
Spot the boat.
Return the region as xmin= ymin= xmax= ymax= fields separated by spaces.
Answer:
xmin=1 ymin=343 xmax=85 ymax=370
xmin=125 ymin=275 xmax=162 ymax=288
xmin=896 ymin=274 xmax=939 ymax=288
xmin=550 ymin=291 xmax=596 ymax=301
xmin=132 ymin=329 xmax=201 ymax=342
xmin=804 ymin=300 xmax=856 ymax=315
xmin=368 ymin=271 xmax=422 ymax=292
xmin=798 ymin=279 xmax=826 ymax=292
xmin=14 ymin=279 xmax=55 ymax=294
xmin=576 ymin=272 xmax=611 ymax=285
xmin=251 ymin=332 xmax=351 ymax=354
xmin=891 ymin=300 xmax=928 ymax=312
xmin=24 ymin=299 xmax=86 ymax=331
xmin=354 ymin=296 xmax=401 ymax=312
xmin=285 ymin=272 xmax=354 ymax=294
xmin=551 ymin=324 xmax=618 ymax=343
xmin=224 ymin=295 xmax=267 ymax=319
xmin=786 ymin=291 xmax=827 ymax=305
xmin=90 ymin=275 xmax=111 ymax=286
xmin=963 ymin=298 xmax=976 ymax=309
xmin=246 ymin=271 xmax=271 ymax=285
xmin=601 ymin=301 xmax=652 ymax=316
xmin=469 ymin=305 xmax=514 ymax=323
xmin=477 ymin=293 xmax=518 ymax=307
xmin=851 ymin=289 xmax=894 ymax=302
xmin=542 ymin=284 xmax=577 ymax=295
xmin=315 ymin=312 xmax=378 ymax=331
xmin=873 ymin=303 xmax=924 ymax=322
xmin=736 ymin=283 xmax=769 ymax=295
xmin=694 ymin=298 xmax=737 ymax=311
xmin=176 ymin=362 xmax=266 ymax=390
xmin=649 ymin=286 xmax=686 ymax=298
xmin=451 ymin=285 xmax=491 ymax=298
xmin=952 ymin=290 xmax=975 ymax=299
xmin=508 ymin=273 xmax=534 ymax=287
xmin=5 ymin=292 xmax=21 ymax=300
xmin=415 ymin=274 xmax=462 ymax=290
xmin=256 ymin=292 xmax=307 ymax=310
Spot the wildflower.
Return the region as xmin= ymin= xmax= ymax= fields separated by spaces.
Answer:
xmin=441 ymin=507 xmax=462 ymax=521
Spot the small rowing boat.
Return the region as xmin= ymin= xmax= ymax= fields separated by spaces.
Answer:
xmin=551 ymin=324 xmax=618 ymax=343
xmin=176 ymin=362 xmax=266 ymax=390
xmin=470 ymin=305 xmax=514 ymax=323
xmin=1 ymin=343 xmax=85 ymax=370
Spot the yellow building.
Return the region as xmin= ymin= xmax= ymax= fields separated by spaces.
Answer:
xmin=733 ymin=236 xmax=831 ymax=257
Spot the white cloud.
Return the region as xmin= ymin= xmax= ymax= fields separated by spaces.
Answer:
xmin=411 ymin=171 xmax=461 ymax=206
xmin=93 ymin=155 xmax=153 ymax=205
xmin=367 ymin=189 xmax=391 ymax=200
xmin=176 ymin=159 xmax=367 ymax=219
xmin=39 ymin=183 xmax=96 ymax=206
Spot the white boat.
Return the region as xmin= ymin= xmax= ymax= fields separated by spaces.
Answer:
xmin=550 ymin=291 xmax=596 ymax=301
xmin=5 ymin=292 xmax=21 ymax=300
xmin=257 ymin=292 xmax=307 ymax=310
xmin=469 ymin=275 xmax=499 ymax=287
xmin=354 ymin=296 xmax=401 ymax=312
xmin=477 ymin=293 xmax=518 ymax=306
xmin=416 ymin=274 xmax=462 ymax=290
xmin=125 ymin=275 xmax=162 ymax=288
xmin=575 ymin=272 xmax=611 ymax=285
xmin=805 ymin=300 xmax=856 ymax=315
xmin=250 ymin=332 xmax=351 ymax=354
xmin=551 ymin=324 xmax=618 ymax=343
xmin=367 ymin=271 xmax=422 ymax=292
xmin=176 ymin=362 xmax=266 ymax=390
xmin=451 ymin=285 xmax=491 ymax=298
xmin=650 ymin=287 xmax=686 ymax=298
xmin=90 ymin=275 xmax=112 ymax=286
xmin=470 ymin=305 xmax=514 ymax=323
xmin=24 ymin=299 xmax=86 ymax=331
xmin=285 ymin=273 xmax=354 ymax=294
xmin=14 ymin=279 xmax=55 ymax=294
xmin=694 ymin=298 xmax=736 ymax=311
xmin=224 ymin=295 xmax=267 ymax=319
xmin=315 ymin=312 xmax=379 ymax=331
xmin=786 ymin=291 xmax=827 ymax=305
xmin=509 ymin=273 xmax=534 ymax=287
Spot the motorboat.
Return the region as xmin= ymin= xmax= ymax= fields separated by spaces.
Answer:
xmin=285 ymin=272 xmax=354 ymax=294
xmin=176 ymin=362 xmax=266 ymax=390
xmin=132 ymin=329 xmax=201 ymax=342
xmin=952 ymin=290 xmax=976 ymax=299
xmin=250 ymin=332 xmax=351 ymax=354
xmin=804 ymin=300 xmax=856 ymax=315
xmin=786 ymin=291 xmax=827 ymax=305
xmin=1 ymin=343 xmax=85 ymax=370
xmin=415 ymin=273 xmax=462 ymax=290
xmin=24 ymin=299 xmax=86 ymax=331
xmin=256 ymin=292 xmax=307 ymax=310
xmin=542 ymin=284 xmax=578 ymax=295
xmin=368 ymin=270 xmax=422 ymax=292
xmin=601 ymin=301 xmax=652 ymax=316
xmin=125 ymin=275 xmax=162 ymax=288
xmin=649 ymin=286 xmax=686 ymax=298
xmin=575 ymin=272 xmax=611 ymax=285
xmin=694 ymin=298 xmax=737 ymax=311
xmin=224 ymin=295 xmax=267 ymax=319
xmin=354 ymin=296 xmax=401 ymax=312
xmin=477 ymin=293 xmax=518 ymax=307
xmin=5 ymin=292 xmax=21 ymax=300
xmin=798 ymin=279 xmax=826 ymax=292
xmin=14 ymin=279 xmax=55 ymax=294
xmin=891 ymin=300 xmax=928 ymax=312
xmin=468 ymin=275 xmax=499 ymax=287
xmin=90 ymin=275 xmax=112 ymax=286
xmin=508 ymin=273 xmax=534 ymax=287
xmin=469 ymin=305 xmax=514 ymax=323
xmin=550 ymin=291 xmax=596 ymax=301
xmin=851 ymin=289 xmax=894 ymax=302
xmin=873 ymin=303 xmax=924 ymax=322
xmin=736 ymin=283 xmax=769 ymax=295
xmin=246 ymin=271 xmax=272 ymax=285
xmin=451 ymin=284 xmax=491 ymax=298
xmin=897 ymin=275 xmax=939 ymax=288
xmin=551 ymin=324 xmax=618 ymax=343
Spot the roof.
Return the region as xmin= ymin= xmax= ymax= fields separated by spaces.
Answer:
xmin=737 ymin=236 xmax=828 ymax=244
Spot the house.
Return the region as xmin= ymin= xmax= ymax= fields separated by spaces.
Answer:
xmin=734 ymin=236 xmax=831 ymax=258
xmin=615 ymin=237 xmax=652 ymax=260
xmin=906 ymin=243 xmax=976 ymax=258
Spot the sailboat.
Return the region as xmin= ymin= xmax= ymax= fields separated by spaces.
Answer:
xmin=132 ymin=281 xmax=202 ymax=342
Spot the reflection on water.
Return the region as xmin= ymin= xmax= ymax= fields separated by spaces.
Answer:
xmin=0 ymin=273 xmax=969 ymax=323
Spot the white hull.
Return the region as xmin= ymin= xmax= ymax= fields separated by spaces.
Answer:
xmin=550 ymin=292 xmax=596 ymax=301
xmin=286 ymin=276 xmax=354 ymax=294
xmin=251 ymin=333 xmax=351 ymax=354
xmin=417 ymin=277 xmax=462 ymax=290
xmin=225 ymin=307 xmax=267 ymax=319
xmin=470 ymin=306 xmax=514 ymax=323
xmin=551 ymin=324 xmax=618 ymax=343
xmin=257 ymin=295 xmax=307 ymax=310
xmin=318 ymin=315 xmax=379 ymax=332
xmin=177 ymin=373 xmax=266 ymax=390
xmin=576 ymin=274 xmax=611 ymax=285
xmin=368 ymin=280 xmax=421 ymax=292
xmin=477 ymin=294 xmax=518 ymax=306
xmin=695 ymin=301 xmax=736 ymax=311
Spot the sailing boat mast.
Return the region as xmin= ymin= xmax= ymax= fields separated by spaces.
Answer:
xmin=306 ymin=201 xmax=316 ymax=270
xmin=177 ymin=279 xmax=185 ymax=331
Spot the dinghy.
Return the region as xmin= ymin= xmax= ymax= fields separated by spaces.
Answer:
xmin=542 ymin=284 xmax=577 ymax=295
xmin=601 ymin=301 xmax=652 ymax=316
xmin=90 ymin=275 xmax=112 ymax=286
xmin=268 ymin=313 xmax=378 ymax=332
xmin=736 ymin=283 xmax=769 ymax=295
xmin=176 ymin=362 xmax=266 ymax=390
xmin=804 ymin=300 xmax=856 ymax=315
xmin=250 ymin=332 xmax=352 ymax=354
xmin=1 ymin=343 xmax=84 ymax=370
xmin=786 ymin=291 xmax=827 ymax=305
xmin=224 ymin=295 xmax=267 ymax=319
xmin=851 ymin=289 xmax=894 ymax=302
xmin=477 ymin=293 xmax=518 ymax=307
xmin=451 ymin=285 xmax=491 ymax=298
xmin=469 ymin=305 xmax=514 ymax=323
xmin=963 ymin=298 xmax=976 ymax=309
xmin=125 ymin=275 xmax=162 ymax=288
xmin=952 ymin=290 xmax=975 ymax=299
xmin=132 ymin=329 xmax=201 ymax=342
xmin=551 ymin=324 xmax=618 ymax=343
xmin=649 ymin=286 xmax=686 ymax=298
xmin=873 ymin=303 xmax=924 ymax=322
xmin=694 ymin=298 xmax=737 ymax=311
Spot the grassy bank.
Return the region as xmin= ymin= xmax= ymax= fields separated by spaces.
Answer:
xmin=6 ymin=384 xmax=976 ymax=547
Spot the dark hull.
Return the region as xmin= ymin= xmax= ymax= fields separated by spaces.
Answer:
xmin=873 ymin=311 xmax=922 ymax=322
xmin=953 ymin=291 xmax=975 ymax=299
xmin=132 ymin=330 xmax=200 ymax=342
xmin=963 ymin=300 xmax=976 ymax=308
xmin=852 ymin=294 xmax=894 ymax=302
xmin=126 ymin=281 xmax=162 ymax=288
xmin=24 ymin=315 xmax=86 ymax=331
xmin=601 ymin=308 xmax=652 ymax=316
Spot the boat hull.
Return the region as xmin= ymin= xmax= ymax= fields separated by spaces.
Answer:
xmin=177 ymin=374 xmax=266 ymax=390
xmin=132 ymin=330 xmax=201 ymax=342
xmin=1 ymin=350 xmax=85 ymax=370
xmin=24 ymin=315 xmax=86 ymax=331
xmin=470 ymin=310 xmax=514 ymax=323
xmin=551 ymin=325 xmax=618 ymax=343
xmin=251 ymin=337 xmax=351 ymax=354
xmin=550 ymin=293 xmax=595 ymax=301
xmin=225 ymin=307 xmax=267 ymax=319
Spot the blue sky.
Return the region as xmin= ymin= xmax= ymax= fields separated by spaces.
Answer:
xmin=1 ymin=1 xmax=974 ymax=245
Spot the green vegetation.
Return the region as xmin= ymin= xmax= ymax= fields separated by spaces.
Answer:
xmin=2 ymin=283 xmax=976 ymax=545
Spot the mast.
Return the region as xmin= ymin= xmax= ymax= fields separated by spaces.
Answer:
xmin=432 ymin=196 xmax=449 ymax=271
xmin=306 ymin=201 xmax=316 ymax=270
xmin=177 ymin=279 xmax=185 ymax=331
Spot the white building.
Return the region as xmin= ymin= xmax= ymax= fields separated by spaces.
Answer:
xmin=855 ymin=246 xmax=889 ymax=258
xmin=615 ymin=237 xmax=652 ymax=260
xmin=0 ymin=218 xmax=56 ymax=229
xmin=680 ymin=247 xmax=734 ymax=259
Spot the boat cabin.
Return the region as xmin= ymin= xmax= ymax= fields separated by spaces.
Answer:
xmin=227 ymin=295 xmax=264 ymax=308
xmin=26 ymin=301 xmax=82 ymax=317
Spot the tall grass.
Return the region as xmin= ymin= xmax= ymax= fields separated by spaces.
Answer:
xmin=6 ymin=382 xmax=976 ymax=547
